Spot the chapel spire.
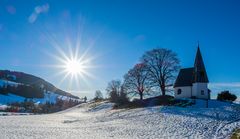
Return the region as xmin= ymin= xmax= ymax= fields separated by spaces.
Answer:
xmin=193 ymin=44 xmax=209 ymax=83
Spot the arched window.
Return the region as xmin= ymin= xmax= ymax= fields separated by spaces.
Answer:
xmin=177 ymin=89 xmax=182 ymax=95
xmin=201 ymin=90 xmax=204 ymax=95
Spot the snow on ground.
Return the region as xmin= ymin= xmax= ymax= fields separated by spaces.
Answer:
xmin=0 ymin=100 xmax=240 ymax=139
xmin=88 ymin=101 xmax=115 ymax=112
xmin=187 ymin=99 xmax=233 ymax=108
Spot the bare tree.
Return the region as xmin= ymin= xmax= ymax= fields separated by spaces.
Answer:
xmin=106 ymin=80 xmax=122 ymax=102
xmin=141 ymin=48 xmax=180 ymax=96
xmin=123 ymin=63 xmax=152 ymax=100
xmin=94 ymin=90 xmax=103 ymax=101
xmin=106 ymin=80 xmax=121 ymax=95
xmin=106 ymin=80 xmax=128 ymax=104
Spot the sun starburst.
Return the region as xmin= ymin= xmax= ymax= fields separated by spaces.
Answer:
xmin=42 ymin=37 xmax=97 ymax=91
xmin=39 ymin=21 xmax=102 ymax=93
xmin=51 ymin=43 xmax=96 ymax=88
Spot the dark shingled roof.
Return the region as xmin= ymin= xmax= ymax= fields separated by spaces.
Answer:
xmin=174 ymin=68 xmax=194 ymax=87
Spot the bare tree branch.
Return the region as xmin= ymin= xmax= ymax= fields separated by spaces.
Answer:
xmin=141 ymin=48 xmax=180 ymax=96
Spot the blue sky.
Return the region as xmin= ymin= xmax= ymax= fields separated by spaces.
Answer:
xmin=0 ymin=0 xmax=240 ymax=98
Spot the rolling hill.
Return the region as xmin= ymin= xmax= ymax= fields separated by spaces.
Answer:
xmin=0 ymin=70 xmax=79 ymax=105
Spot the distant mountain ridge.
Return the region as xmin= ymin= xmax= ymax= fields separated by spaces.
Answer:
xmin=0 ymin=70 xmax=79 ymax=99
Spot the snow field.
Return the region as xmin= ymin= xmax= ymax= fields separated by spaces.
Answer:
xmin=0 ymin=100 xmax=239 ymax=138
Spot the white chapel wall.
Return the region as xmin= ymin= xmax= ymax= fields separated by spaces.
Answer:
xmin=192 ymin=83 xmax=209 ymax=99
xmin=174 ymin=86 xmax=192 ymax=99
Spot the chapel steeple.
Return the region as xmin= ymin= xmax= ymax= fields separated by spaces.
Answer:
xmin=193 ymin=44 xmax=209 ymax=83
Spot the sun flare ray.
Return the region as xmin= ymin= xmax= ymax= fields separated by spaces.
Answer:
xmin=48 ymin=40 xmax=96 ymax=90
xmin=39 ymin=23 xmax=99 ymax=92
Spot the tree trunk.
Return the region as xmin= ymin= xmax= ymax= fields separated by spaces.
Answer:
xmin=161 ymin=86 xmax=166 ymax=96
xmin=140 ymin=92 xmax=143 ymax=100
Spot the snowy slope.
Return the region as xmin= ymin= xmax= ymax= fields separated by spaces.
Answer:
xmin=0 ymin=70 xmax=79 ymax=99
xmin=186 ymin=98 xmax=233 ymax=108
xmin=0 ymin=79 xmax=80 ymax=105
xmin=0 ymin=101 xmax=239 ymax=139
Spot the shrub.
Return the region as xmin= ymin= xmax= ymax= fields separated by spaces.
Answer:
xmin=217 ymin=91 xmax=237 ymax=102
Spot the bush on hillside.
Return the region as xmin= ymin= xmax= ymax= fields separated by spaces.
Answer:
xmin=113 ymin=95 xmax=178 ymax=109
xmin=217 ymin=91 xmax=237 ymax=102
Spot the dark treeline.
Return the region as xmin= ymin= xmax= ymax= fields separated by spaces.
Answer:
xmin=4 ymin=98 xmax=80 ymax=113
xmin=0 ymin=84 xmax=44 ymax=98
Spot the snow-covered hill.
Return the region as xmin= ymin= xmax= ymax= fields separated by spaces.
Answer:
xmin=0 ymin=70 xmax=80 ymax=106
xmin=0 ymin=70 xmax=79 ymax=99
xmin=0 ymin=100 xmax=240 ymax=138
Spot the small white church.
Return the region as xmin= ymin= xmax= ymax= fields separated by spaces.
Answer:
xmin=174 ymin=46 xmax=210 ymax=99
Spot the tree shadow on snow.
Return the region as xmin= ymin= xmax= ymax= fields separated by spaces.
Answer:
xmin=158 ymin=106 xmax=240 ymax=122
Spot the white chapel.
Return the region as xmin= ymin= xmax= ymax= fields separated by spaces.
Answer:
xmin=174 ymin=46 xmax=210 ymax=99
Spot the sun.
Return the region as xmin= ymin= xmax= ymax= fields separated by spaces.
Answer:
xmin=42 ymin=24 xmax=99 ymax=89
xmin=47 ymin=42 xmax=97 ymax=89
xmin=65 ymin=59 xmax=83 ymax=75
xmin=49 ymin=47 xmax=95 ymax=89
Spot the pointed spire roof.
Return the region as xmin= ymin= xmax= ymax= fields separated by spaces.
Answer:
xmin=193 ymin=44 xmax=209 ymax=83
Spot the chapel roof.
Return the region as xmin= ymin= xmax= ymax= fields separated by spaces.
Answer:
xmin=174 ymin=68 xmax=194 ymax=87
